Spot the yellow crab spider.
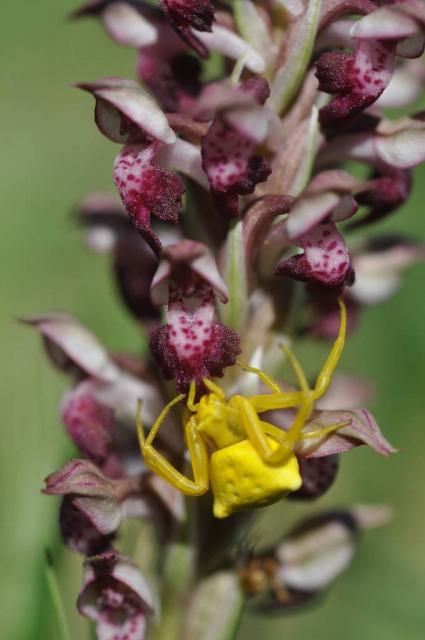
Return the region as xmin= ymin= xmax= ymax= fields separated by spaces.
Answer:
xmin=137 ymin=300 xmax=348 ymax=518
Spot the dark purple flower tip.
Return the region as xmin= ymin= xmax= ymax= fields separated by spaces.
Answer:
xmin=316 ymin=39 xmax=396 ymax=127
xmin=150 ymin=296 xmax=241 ymax=392
xmin=288 ymin=455 xmax=340 ymax=500
xmin=137 ymin=52 xmax=201 ymax=114
xmin=114 ymin=144 xmax=185 ymax=255
xmin=276 ymin=222 xmax=353 ymax=289
xmin=159 ymin=0 xmax=215 ymax=58
xmin=151 ymin=239 xmax=229 ymax=305
xmin=78 ymin=551 xmax=154 ymax=640
xmin=61 ymin=382 xmax=115 ymax=467
xmin=350 ymin=168 xmax=412 ymax=227
xmin=160 ymin=0 xmax=215 ymax=33
xmin=75 ymin=77 xmax=176 ymax=145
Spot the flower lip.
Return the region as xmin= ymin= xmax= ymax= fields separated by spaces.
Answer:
xmin=78 ymin=551 xmax=154 ymax=639
xmin=150 ymin=301 xmax=241 ymax=393
xmin=113 ymin=143 xmax=185 ymax=255
xmin=276 ymin=222 xmax=354 ymax=289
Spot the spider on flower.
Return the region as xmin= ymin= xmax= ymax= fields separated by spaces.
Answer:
xmin=137 ymin=300 xmax=349 ymax=518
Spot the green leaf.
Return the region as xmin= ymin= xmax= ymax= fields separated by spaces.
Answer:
xmin=269 ymin=0 xmax=322 ymax=114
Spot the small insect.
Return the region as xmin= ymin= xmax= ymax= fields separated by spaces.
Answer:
xmin=137 ymin=300 xmax=348 ymax=518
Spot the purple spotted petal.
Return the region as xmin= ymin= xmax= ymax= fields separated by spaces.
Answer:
xmin=78 ymin=552 xmax=154 ymax=640
xmin=114 ymin=144 xmax=185 ymax=254
xmin=276 ymin=222 xmax=353 ymax=288
xmin=201 ymin=118 xmax=271 ymax=217
xmin=296 ymin=408 xmax=398 ymax=458
xmin=150 ymin=294 xmax=240 ymax=392
xmin=316 ymin=39 xmax=396 ymax=127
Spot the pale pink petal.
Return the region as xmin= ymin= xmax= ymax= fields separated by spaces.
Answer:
xmin=276 ymin=222 xmax=353 ymax=288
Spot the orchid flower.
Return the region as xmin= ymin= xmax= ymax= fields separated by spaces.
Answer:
xmin=31 ymin=0 xmax=425 ymax=638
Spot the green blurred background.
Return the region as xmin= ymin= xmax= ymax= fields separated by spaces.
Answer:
xmin=1 ymin=1 xmax=425 ymax=638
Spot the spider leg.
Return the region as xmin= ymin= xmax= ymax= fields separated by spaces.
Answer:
xmin=140 ymin=393 xmax=186 ymax=448
xmin=241 ymin=343 xmax=316 ymax=463
xmin=278 ymin=344 xmax=315 ymax=450
xmin=236 ymin=361 xmax=282 ymax=393
xmin=202 ymin=378 xmax=226 ymax=399
xmin=248 ymin=391 xmax=303 ymax=413
xmin=248 ymin=341 xmax=311 ymax=414
xmin=137 ymin=413 xmax=209 ymax=496
xmin=302 ymin=419 xmax=351 ymax=440
xmin=312 ymin=298 xmax=347 ymax=401
xmin=187 ymin=381 xmax=198 ymax=412
xmin=237 ymin=396 xmax=310 ymax=465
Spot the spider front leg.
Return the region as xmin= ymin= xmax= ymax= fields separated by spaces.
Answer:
xmin=239 ymin=342 xmax=315 ymax=464
xmin=312 ymin=298 xmax=347 ymax=400
xmin=249 ymin=298 xmax=347 ymax=412
xmin=236 ymin=361 xmax=282 ymax=393
xmin=136 ymin=402 xmax=209 ymax=496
